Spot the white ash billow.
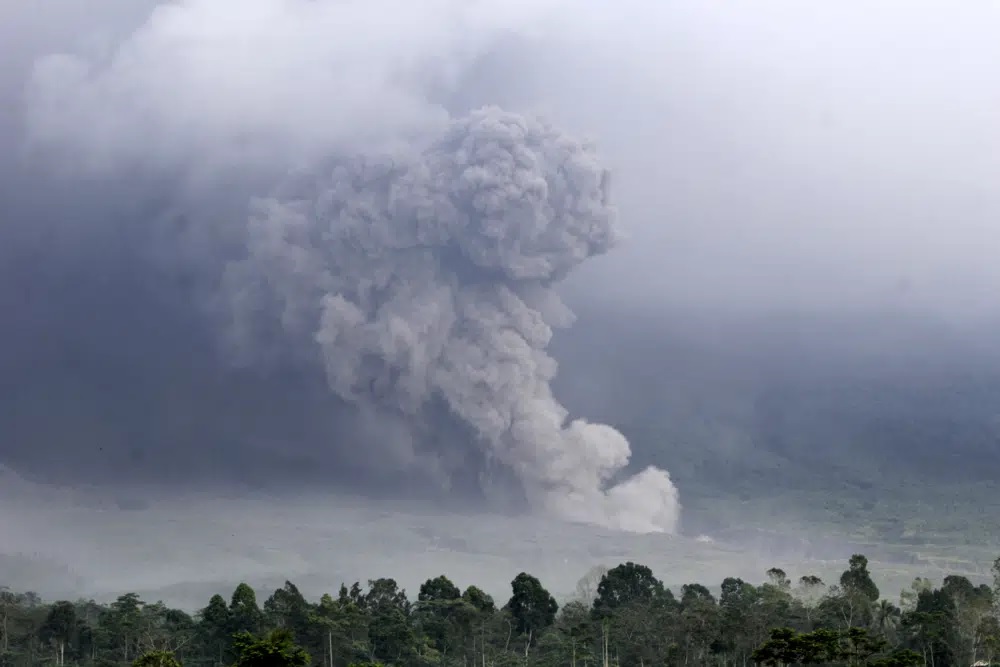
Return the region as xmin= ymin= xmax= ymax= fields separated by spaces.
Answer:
xmin=220 ymin=106 xmax=680 ymax=533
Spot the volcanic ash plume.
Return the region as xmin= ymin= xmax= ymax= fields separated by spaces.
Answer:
xmin=220 ymin=106 xmax=680 ymax=533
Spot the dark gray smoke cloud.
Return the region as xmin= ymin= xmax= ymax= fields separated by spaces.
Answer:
xmin=9 ymin=0 xmax=678 ymax=532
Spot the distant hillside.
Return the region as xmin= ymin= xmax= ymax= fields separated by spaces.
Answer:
xmin=552 ymin=302 xmax=1000 ymax=541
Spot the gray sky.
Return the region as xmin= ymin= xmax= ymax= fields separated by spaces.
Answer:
xmin=3 ymin=0 xmax=1000 ymax=598
xmin=5 ymin=0 xmax=1000 ymax=319
xmin=537 ymin=1 xmax=1000 ymax=318
xmin=2 ymin=0 xmax=999 ymax=478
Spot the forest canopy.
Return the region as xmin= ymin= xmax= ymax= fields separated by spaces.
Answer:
xmin=2 ymin=554 xmax=998 ymax=667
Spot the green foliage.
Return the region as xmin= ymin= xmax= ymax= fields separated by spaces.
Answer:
xmin=841 ymin=554 xmax=881 ymax=602
xmin=3 ymin=552 xmax=1000 ymax=667
xmin=506 ymin=573 xmax=558 ymax=636
xmin=230 ymin=583 xmax=264 ymax=637
xmin=232 ymin=629 xmax=310 ymax=667
xmin=752 ymin=626 xmax=921 ymax=666
xmin=868 ymin=648 xmax=924 ymax=667
xmin=460 ymin=586 xmax=494 ymax=613
xmin=132 ymin=650 xmax=182 ymax=667
xmin=592 ymin=561 xmax=667 ymax=618
xmin=417 ymin=577 xmax=460 ymax=604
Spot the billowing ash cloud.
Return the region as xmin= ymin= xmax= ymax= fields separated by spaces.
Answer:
xmin=15 ymin=0 xmax=679 ymax=533
xmin=219 ymin=107 xmax=678 ymax=532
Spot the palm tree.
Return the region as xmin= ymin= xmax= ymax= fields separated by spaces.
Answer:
xmin=873 ymin=600 xmax=902 ymax=645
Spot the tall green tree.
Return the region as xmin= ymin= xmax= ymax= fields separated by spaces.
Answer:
xmin=198 ymin=593 xmax=233 ymax=666
xmin=841 ymin=554 xmax=880 ymax=603
xmin=940 ymin=575 xmax=992 ymax=665
xmin=902 ymin=588 xmax=958 ymax=667
xmin=506 ymin=573 xmax=558 ymax=638
xmin=229 ymin=584 xmax=264 ymax=637
xmin=100 ymin=593 xmax=145 ymax=664
xmin=414 ymin=575 xmax=464 ymax=659
xmin=232 ymin=629 xmax=310 ymax=667
xmin=363 ymin=579 xmax=414 ymax=664
xmin=264 ymin=582 xmax=312 ymax=635
xmin=40 ymin=601 xmax=76 ymax=666
xmin=592 ymin=562 xmax=665 ymax=619
xmin=679 ymin=584 xmax=719 ymax=664
xmin=717 ymin=577 xmax=761 ymax=664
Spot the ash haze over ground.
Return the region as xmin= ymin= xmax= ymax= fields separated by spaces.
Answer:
xmin=4 ymin=0 xmax=1000 ymax=603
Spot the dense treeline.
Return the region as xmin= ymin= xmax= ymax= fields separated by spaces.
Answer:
xmin=2 ymin=554 xmax=999 ymax=667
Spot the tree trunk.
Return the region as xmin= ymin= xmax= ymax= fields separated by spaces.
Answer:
xmin=602 ymin=622 xmax=609 ymax=667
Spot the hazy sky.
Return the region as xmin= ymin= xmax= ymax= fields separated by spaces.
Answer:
xmin=4 ymin=0 xmax=1000 ymax=600
xmin=3 ymin=0 xmax=1000 ymax=477
xmin=5 ymin=0 xmax=1000 ymax=317
xmin=537 ymin=1 xmax=1000 ymax=317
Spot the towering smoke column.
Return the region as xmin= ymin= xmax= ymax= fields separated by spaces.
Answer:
xmin=221 ymin=107 xmax=679 ymax=533
xmin=18 ymin=0 xmax=681 ymax=532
